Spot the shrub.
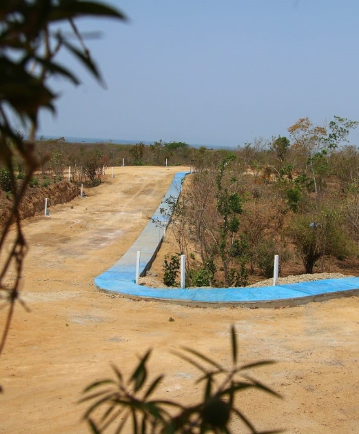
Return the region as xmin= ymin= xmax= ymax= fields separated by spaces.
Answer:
xmin=0 ymin=168 xmax=12 ymax=192
xmin=289 ymin=208 xmax=357 ymax=273
xmin=228 ymin=262 xmax=248 ymax=287
xmin=29 ymin=177 xmax=39 ymax=187
xmin=163 ymin=254 xmax=180 ymax=286
xmin=256 ymin=239 xmax=276 ymax=278
xmin=189 ymin=268 xmax=213 ymax=287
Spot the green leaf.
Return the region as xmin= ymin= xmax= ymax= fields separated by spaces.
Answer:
xmin=88 ymin=418 xmax=101 ymax=434
xmin=60 ymin=36 xmax=102 ymax=83
xmin=144 ymin=374 xmax=164 ymax=399
xmin=244 ymin=377 xmax=282 ymax=399
xmin=33 ymin=56 xmax=80 ymax=85
xmin=231 ymin=407 xmax=256 ymax=432
xmin=49 ymin=1 xmax=127 ymax=22
xmin=204 ymin=377 xmax=212 ymax=400
xmin=129 ymin=350 xmax=151 ymax=392
xmin=181 ymin=346 xmax=223 ymax=370
xmin=82 ymin=379 xmax=115 ymax=394
xmin=111 ymin=364 xmax=124 ymax=384
xmin=82 ymin=393 xmax=117 ymax=420
xmin=240 ymin=360 xmax=276 ymax=371
xmin=132 ymin=408 xmax=138 ymax=434
xmin=172 ymin=351 xmax=208 ymax=375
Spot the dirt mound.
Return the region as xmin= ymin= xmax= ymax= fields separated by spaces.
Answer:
xmin=0 ymin=180 xmax=79 ymax=226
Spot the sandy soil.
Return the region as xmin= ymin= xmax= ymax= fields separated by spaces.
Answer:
xmin=1 ymin=166 xmax=359 ymax=434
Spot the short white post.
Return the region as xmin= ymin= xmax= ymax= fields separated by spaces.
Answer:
xmin=80 ymin=183 xmax=84 ymax=197
xmin=135 ymin=251 xmax=141 ymax=284
xmin=68 ymin=166 xmax=71 ymax=181
xmin=180 ymin=254 xmax=186 ymax=289
xmin=111 ymin=167 xmax=114 ymax=178
xmin=102 ymin=165 xmax=105 ymax=175
xmin=44 ymin=198 xmax=48 ymax=216
xmin=165 ymin=158 xmax=168 ymax=167
xmin=273 ymin=255 xmax=279 ymax=286
xmin=122 ymin=158 xmax=125 ymax=167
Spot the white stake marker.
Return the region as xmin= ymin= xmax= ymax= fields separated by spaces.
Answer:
xmin=273 ymin=255 xmax=279 ymax=286
xmin=181 ymin=255 xmax=186 ymax=289
xmin=135 ymin=251 xmax=141 ymax=284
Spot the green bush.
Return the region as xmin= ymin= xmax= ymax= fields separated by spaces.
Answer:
xmin=29 ymin=177 xmax=39 ymax=187
xmin=0 ymin=168 xmax=12 ymax=192
xmin=163 ymin=254 xmax=180 ymax=286
xmin=189 ymin=268 xmax=213 ymax=287
xmin=256 ymin=239 xmax=276 ymax=278
xmin=228 ymin=262 xmax=248 ymax=287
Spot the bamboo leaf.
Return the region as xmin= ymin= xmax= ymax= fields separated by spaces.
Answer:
xmin=232 ymin=407 xmax=256 ymax=432
xmin=60 ymin=37 xmax=102 ymax=83
xmin=240 ymin=360 xmax=276 ymax=371
xmin=172 ymin=351 xmax=208 ymax=375
xmin=114 ymin=410 xmax=130 ymax=434
xmin=82 ymin=395 xmax=115 ymax=420
xmin=82 ymin=379 xmax=115 ymax=394
xmin=129 ymin=350 xmax=151 ymax=392
xmin=244 ymin=377 xmax=283 ymax=399
xmin=204 ymin=377 xmax=212 ymax=400
xmin=49 ymin=1 xmax=127 ymax=22
xmin=88 ymin=418 xmax=101 ymax=434
xmin=181 ymin=346 xmax=223 ymax=370
xmin=111 ymin=364 xmax=124 ymax=384
xmin=33 ymin=56 xmax=80 ymax=85
xmin=144 ymin=374 xmax=164 ymax=399
xmin=132 ymin=408 xmax=138 ymax=434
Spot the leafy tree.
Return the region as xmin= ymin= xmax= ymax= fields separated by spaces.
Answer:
xmin=83 ymin=150 xmax=103 ymax=186
xmin=288 ymin=116 xmax=358 ymax=197
xmin=324 ymin=115 xmax=359 ymax=150
xmin=288 ymin=118 xmax=327 ymax=196
xmin=130 ymin=142 xmax=146 ymax=165
xmin=270 ymin=136 xmax=290 ymax=169
xmin=150 ymin=140 xmax=165 ymax=165
xmin=215 ymin=155 xmax=245 ymax=286
xmin=289 ymin=207 xmax=355 ymax=273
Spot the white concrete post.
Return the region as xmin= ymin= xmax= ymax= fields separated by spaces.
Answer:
xmin=122 ymin=158 xmax=125 ymax=167
xmin=102 ymin=165 xmax=105 ymax=175
xmin=273 ymin=255 xmax=279 ymax=286
xmin=111 ymin=167 xmax=114 ymax=178
xmin=80 ymin=183 xmax=84 ymax=197
xmin=180 ymin=254 xmax=186 ymax=289
xmin=165 ymin=158 xmax=168 ymax=167
xmin=135 ymin=251 xmax=141 ymax=284
xmin=68 ymin=166 xmax=71 ymax=181
xmin=44 ymin=198 xmax=48 ymax=216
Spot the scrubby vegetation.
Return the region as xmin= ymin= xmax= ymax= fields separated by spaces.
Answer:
xmin=161 ymin=116 xmax=359 ymax=287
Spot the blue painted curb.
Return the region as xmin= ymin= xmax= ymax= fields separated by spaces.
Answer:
xmin=95 ymin=171 xmax=359 ymax=307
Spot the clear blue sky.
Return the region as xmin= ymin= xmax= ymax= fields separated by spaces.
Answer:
xmin=38 ymin=0 xmax=359 ymax=148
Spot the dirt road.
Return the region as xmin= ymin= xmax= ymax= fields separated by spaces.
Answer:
xmin=1 ymin=166 xmax=359 ymax=434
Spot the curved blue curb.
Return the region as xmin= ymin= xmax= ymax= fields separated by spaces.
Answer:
xmin=95 ymin=171 xmax=359 ymax=307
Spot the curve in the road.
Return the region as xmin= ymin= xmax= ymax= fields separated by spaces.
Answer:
xmin=95 ymin=171 xmax=359 ymax=307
